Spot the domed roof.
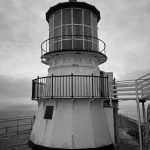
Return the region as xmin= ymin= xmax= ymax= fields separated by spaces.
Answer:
xmin=46 ymin=1 xmax=100 ymax=23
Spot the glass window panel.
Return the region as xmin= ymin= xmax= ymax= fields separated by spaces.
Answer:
xmin=54 ymin=41 xmax=61 ymax=51
xmin=92 ymin=13 xmax=97 ymax=29
xmin=73 ymin=40 xmax=83 ymax=49
xmin=84 ymin=10 xmax=91 ymax=26
xmin=49 ymin=15 xmax=53 ymax=31
xmin=50 ymin=44 xmax=54 ymax=52
xmin=73 ymin=25 xmax=83 ymax=39
xmin=73 ymin=9 xmax=82 ymax=24
xmin=93 ymin=29 xmax=98 ymax=44
xmin=54 ymin=27 xmax=61 ymax=41
xmin=54 ymin=11 xmax=61 ymax=27
xmin=84 ymin=41 xmax=92 ymax=50
xmin=93 ymin=43 xmax=98 ymax=51
xmin=62 ymin=40 xmax=72 ymax=50
xmin=62 ymin=25 xmax=72 ymax=39
xmin=49 ymin=30 xmax=53 ymax=45
xmin=84 ymin=26 xmax=92 ymax=40
xmin=62 ymin=9 xmax=71 ymax=24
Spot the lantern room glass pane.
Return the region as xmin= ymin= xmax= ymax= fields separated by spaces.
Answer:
xmin=93 ymin=29 xmax=98 ymax=44
xmin=84 ymin=41 xmax=92 ymax=50
xmin=54 ymin=27 xmax=61 ymax=41
xmin=54 ymin=11 xmax=61 ymax=27
xmin=84 ymin=10 xmax=91 ymax=26
xmin=49 ymin=30 xmax=54 ymax=45
xmin=50 ymin=44 xmax=54 ymax=52
xmin=92 ymin=13 xmax=97 ymax=29
xmin=73 ymin=25 xmax=83 ymax=39
xmin=73 ymin=40 xmax=83 ymax=49
xmin=84 ymin=26 xmax=92 ymax=40
xmin=93 ymin=43 xmax=98 ymax=51
xmin=62 ymin=40 xmax=72 ymax=50
xmin=62 ymin=9 xmax=71 ymax=24
xmin=49 ymin=15 xmax=53 ymax=31
xmin=54 ymin=41 xmax=61 ymax=51
xmin=73 ymin=9 xmax=82 ymax=24
xmin=62 ymin=25 xmax=72 ymax=39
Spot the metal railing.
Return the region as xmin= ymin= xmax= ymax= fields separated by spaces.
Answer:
xmin=41 ymin=35 xmax=106 ymax=56
xmin=0 ymin=116 xmax=35 ymax=137
xmin=32 ymin=74 xmax=109 ymax=100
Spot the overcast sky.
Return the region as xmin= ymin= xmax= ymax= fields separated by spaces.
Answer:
xmin=0 ymin=0 xmax=150 ymax=104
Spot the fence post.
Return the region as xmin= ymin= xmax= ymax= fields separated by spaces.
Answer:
xmin=32 ymin=80 xmax=34 ymax=100
xmin=31 ymin=117 xmax=33 ymax=130
xmin=37 ymin=76 xmax=39 ymax=99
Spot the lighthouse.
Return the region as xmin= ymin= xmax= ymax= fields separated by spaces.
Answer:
xmin=30 ymin=0 xmax=117 ymax=149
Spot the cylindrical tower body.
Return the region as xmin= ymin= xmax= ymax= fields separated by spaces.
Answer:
xmin=30 ymin=0 xmax=115 ymax=149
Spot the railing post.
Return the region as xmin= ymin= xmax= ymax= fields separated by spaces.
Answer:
xmin=51 ymin=74 xmax=53 ymax=98
xmin=106 ymin=75 xmax=109 ymax=98
xmin=71 ymin=73 xmax=73 ymax=98
xmin=31 ymin=117 xmax=33 ymax=130
xmin=135 ymin=80 xmax=143 ymax=150
xmin=32 ymin=80 xmax=34 ymax=100
xmin=92 ymin=74 xmax=94 ymax=98
xmin=37 ymin=76 xmax=39 ymax=99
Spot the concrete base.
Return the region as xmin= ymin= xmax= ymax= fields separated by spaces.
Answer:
xmin=28 ymin=140 xmax=114 ymax=150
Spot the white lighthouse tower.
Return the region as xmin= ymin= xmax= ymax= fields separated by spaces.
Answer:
xmin=30 ymin=0 xmax=117 ymax=149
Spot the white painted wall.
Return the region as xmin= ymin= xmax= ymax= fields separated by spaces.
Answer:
xmin=30 ymin=99 xmax=114 ymax=149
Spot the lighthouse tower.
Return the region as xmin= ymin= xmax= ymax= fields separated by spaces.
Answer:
xmin=30 ymin=0 xmax=116 ymax=149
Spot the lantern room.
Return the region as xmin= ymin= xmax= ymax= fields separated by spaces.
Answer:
xmin=41 ymin=0 xmax=107 ymax=65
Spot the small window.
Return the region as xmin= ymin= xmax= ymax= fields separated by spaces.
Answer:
xmin=44 ymin=106 xmax=54 ymax=119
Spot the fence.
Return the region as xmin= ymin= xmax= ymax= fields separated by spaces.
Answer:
xmin=0 ymin=115 xmax=35 ymax=137
xmin=32 ymin=74 xmax=109 ymax=100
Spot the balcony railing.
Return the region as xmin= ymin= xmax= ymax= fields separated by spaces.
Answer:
xmin=32 ymin=74 xmax=109 ymax=100
xmin=41 ymin=35 xmax=106 ymax=56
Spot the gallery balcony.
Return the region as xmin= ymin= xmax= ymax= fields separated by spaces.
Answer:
xmin=32 ymin=74 xmax=109 ymax=100
xmin=41 ymin=35 xmax=107 ymax=65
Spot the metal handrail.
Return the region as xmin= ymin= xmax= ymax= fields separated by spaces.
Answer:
xmin=0 ymin=116 xmax=35 ymax=136
xmin=41 ymin=35 xmax=106 ymax=56
xmin=32 ymin=74 xmax=109 ymax=100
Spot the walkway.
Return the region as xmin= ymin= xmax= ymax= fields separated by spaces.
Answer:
xmin=0 ymin=128 xmax=140 ymax=150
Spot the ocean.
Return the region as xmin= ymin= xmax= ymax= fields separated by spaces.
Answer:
xmin=0 ymin=101 xmax=150 ymax=121
xmin=0 ymin=103 xmax=37 ymax=120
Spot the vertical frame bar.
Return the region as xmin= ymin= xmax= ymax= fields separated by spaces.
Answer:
xmin=71 ymin=73 xmax=73 ymax=98
xmin=51 ymin=74 xmax=53 ymax=98
xmin=92 ymin=74 xmax=94 ymax=98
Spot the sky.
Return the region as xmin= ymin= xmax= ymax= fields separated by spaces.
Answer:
xmin=0 ymin=0 xmax=150 ymax=104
